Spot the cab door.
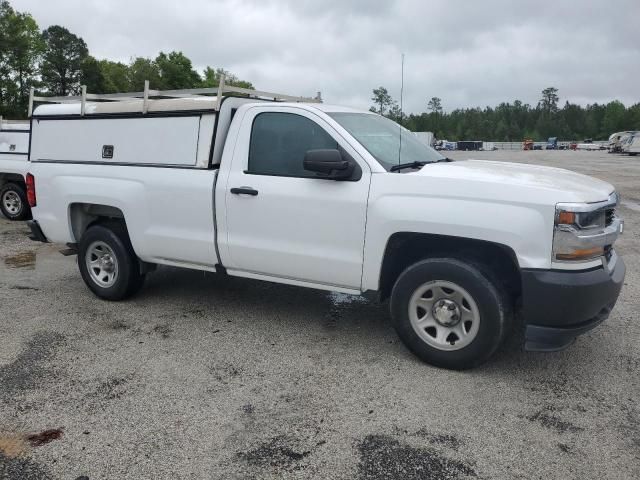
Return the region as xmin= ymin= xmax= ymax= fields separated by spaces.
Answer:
xmin=220 ymin=106 xmax=371 ymax=290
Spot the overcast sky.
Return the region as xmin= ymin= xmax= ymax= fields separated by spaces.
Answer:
xmin=11 ymin=0 xmax=640 ymax=113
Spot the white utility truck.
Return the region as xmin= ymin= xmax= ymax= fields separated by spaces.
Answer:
xmin=0 ymin=118 xmax=31 ymax=220
xmin=25 ymin=81 xmax=625 ymax=369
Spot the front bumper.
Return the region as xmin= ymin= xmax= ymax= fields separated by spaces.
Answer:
xmin=521 ymin=253 xmax=625 ymax=352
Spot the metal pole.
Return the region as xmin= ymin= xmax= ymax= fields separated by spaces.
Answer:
xmin=28 ymin=87 xmax=35 ymax=117
xmin=143 ymin=80 xmax=150 ymax=114
xmin=400 ymin=53 xmax=405 ymax=125
xmin=216 ymin=74 xmax=226 ymax=111
xmin=81 ymin=85 xmax=87 ymax=116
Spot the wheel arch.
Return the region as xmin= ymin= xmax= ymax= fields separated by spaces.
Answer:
xmin=377 ymin=232 xmax=522 ymax=303
xmin=0 ymin=173 xmax=26 ymax=187
xmin=68 ymin=203 xmax=127 ymax=243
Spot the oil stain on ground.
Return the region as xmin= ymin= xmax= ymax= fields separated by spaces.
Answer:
xmin=527 ymin=408 xmax=583 ymax=434
xmin=26 ymin=429 xmax=63 ymax=447
xmin=3 ymin=251 xmax=36 ymax=269
xmin=356 ymin=434 xmax=476 ymax=480
xmin=237 ymin=435 xmax=312 ymax=473
xmin=94 ymin=375 xmax=132 ymax=401
xmin=414 ymin=428 xmax=464 ymax=451
xmin=0 ymin=331 xmax=66 ymax=403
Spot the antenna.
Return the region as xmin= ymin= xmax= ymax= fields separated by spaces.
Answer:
xmin=400 ymin=53 xmax=405 ymax=125
xmin=398 ymin=53 xmax=405 ymax=165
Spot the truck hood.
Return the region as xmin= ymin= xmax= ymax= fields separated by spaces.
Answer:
xmin=413 ymin=159 xmax=614 ymax=203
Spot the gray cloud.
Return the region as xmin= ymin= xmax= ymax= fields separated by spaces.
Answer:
xmin=11 ymin=0 xmax=640 ymax=113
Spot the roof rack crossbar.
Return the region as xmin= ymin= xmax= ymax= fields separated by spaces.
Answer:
xmin=28 ymin=74 xmax=322 ymax=116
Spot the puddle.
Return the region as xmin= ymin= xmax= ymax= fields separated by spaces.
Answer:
xmin=3 ymin=251 xmax=36 ymax=269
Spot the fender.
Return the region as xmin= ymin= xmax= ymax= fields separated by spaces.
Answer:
xmin=361 ymin=173 xmax=556 ymax=292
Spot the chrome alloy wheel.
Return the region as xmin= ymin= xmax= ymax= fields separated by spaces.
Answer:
xmin=86 ymin=241 xmax=119 ymax=288
xmin=2 ymin=190 xmax=22 ymax=216
xmin=408 ymin=280 xmax=480 ymax=351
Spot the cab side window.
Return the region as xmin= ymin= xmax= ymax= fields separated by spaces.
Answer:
xmin=248 ymin=112 xmax=338 ymax=177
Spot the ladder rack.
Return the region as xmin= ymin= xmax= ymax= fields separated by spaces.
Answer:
xmin=28 ymin=75 xmax=322 ymax=117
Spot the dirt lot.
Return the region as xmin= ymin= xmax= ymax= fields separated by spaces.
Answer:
xmin=1 ymin=150 xmax=638 ymax=479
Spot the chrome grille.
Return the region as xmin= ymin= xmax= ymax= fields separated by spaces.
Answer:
xmin=605 ymin=207 xmax=615 ymax=227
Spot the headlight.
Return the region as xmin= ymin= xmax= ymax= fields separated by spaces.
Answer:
xmin=552 ymin=193 xmax=621 ymax=263
xmin=556 ymin=209 xmax=606 ymax=230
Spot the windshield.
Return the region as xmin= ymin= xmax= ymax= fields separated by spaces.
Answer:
xmin=328 ymin=112 xmax=446 ymax=171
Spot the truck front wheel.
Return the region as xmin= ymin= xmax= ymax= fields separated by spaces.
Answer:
xmin=78 ymin=223 xmax=145 ymax=301
xmin=390 ymin=258 xmax=510 ymax=370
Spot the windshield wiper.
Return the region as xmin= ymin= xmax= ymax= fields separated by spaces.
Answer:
xmin=390 ymin=158 xmax=452 ymax=172
xmin=390 ymin=161 xmax=429 ymax=172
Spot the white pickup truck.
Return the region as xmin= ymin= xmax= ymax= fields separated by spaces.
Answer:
xmin=24 ymin=82 xmax=625 ymax=369
xmin=0 ymin=119 xmax=31 ymax=220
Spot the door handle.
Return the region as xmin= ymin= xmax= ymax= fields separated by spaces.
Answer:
xmin=230 ymin=187 xmax=259 ymax=196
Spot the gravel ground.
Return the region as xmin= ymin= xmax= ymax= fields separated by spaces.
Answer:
xmin=0 ymin=150 xmax=638 ymax=479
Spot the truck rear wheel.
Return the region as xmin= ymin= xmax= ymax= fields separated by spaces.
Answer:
xmin=0 ymin=183 xmax=31 ymax=221
xmin=78 ymin=223 xmax=145 ymax=301
xmin=390 ymin=258 xmax=510 ymax=370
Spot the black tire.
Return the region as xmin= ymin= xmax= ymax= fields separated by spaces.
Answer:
xmin=78 ymin=222 xmax=145 ymax=301
xmin=0 ymin=183 xmax=31 ymax=221
xmin=390 ymin=258 xmax=511 ymax=370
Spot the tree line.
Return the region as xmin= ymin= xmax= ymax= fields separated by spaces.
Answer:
xmin=0 ymin=0 xmax=252 ymax=119
xmin=372 ymin=86 xmax=640 ymax=141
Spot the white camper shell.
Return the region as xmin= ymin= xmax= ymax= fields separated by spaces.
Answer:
xmin=0 ymin=118 xmax=31 ymax=220
xmin=30 ymin=82 xmax=321 ymax=169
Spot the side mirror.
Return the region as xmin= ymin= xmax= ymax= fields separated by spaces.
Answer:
xmin=303 ymin=149 xmax=354 ymax=180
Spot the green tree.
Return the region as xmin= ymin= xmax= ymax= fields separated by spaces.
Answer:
xmin=371 ymin=86 xmax=392 ymax=115
xmin=128 ymin=57 xmax=162 ymax=90
xmin=202 ymin=66 xmax=254 ymax=89
xmin=427 ymin=96 xmax=443 ymax=115
xmin=539 ymin=87 xmax=559 ymax=113
xmin=80 ymin=55 xmax=105 ymax=92
xmin=427 ymin=97 xmax=443 ymax=135
xmin=155 ymin=51 xmax=201 ymax=89
xmin=602 ymin=100 xmax=626 ymax=136
xmin=40 ymin=25 xmax=88 ymax=95
xmin=625 ymin=103 xmax=640 ymax=130
xmin=0 ymin=1 xmax=43 ymax=116
xmin=0 ymin=1 xmax=17 ymax=116
xmin=99 ymin=60 xmax=130 ymax=93
xmin=387 ymin=101 xmax=403 ymax=123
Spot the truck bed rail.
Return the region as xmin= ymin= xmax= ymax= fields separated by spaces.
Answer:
xmin=28 ymin=75 xmax=322 ymax=117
